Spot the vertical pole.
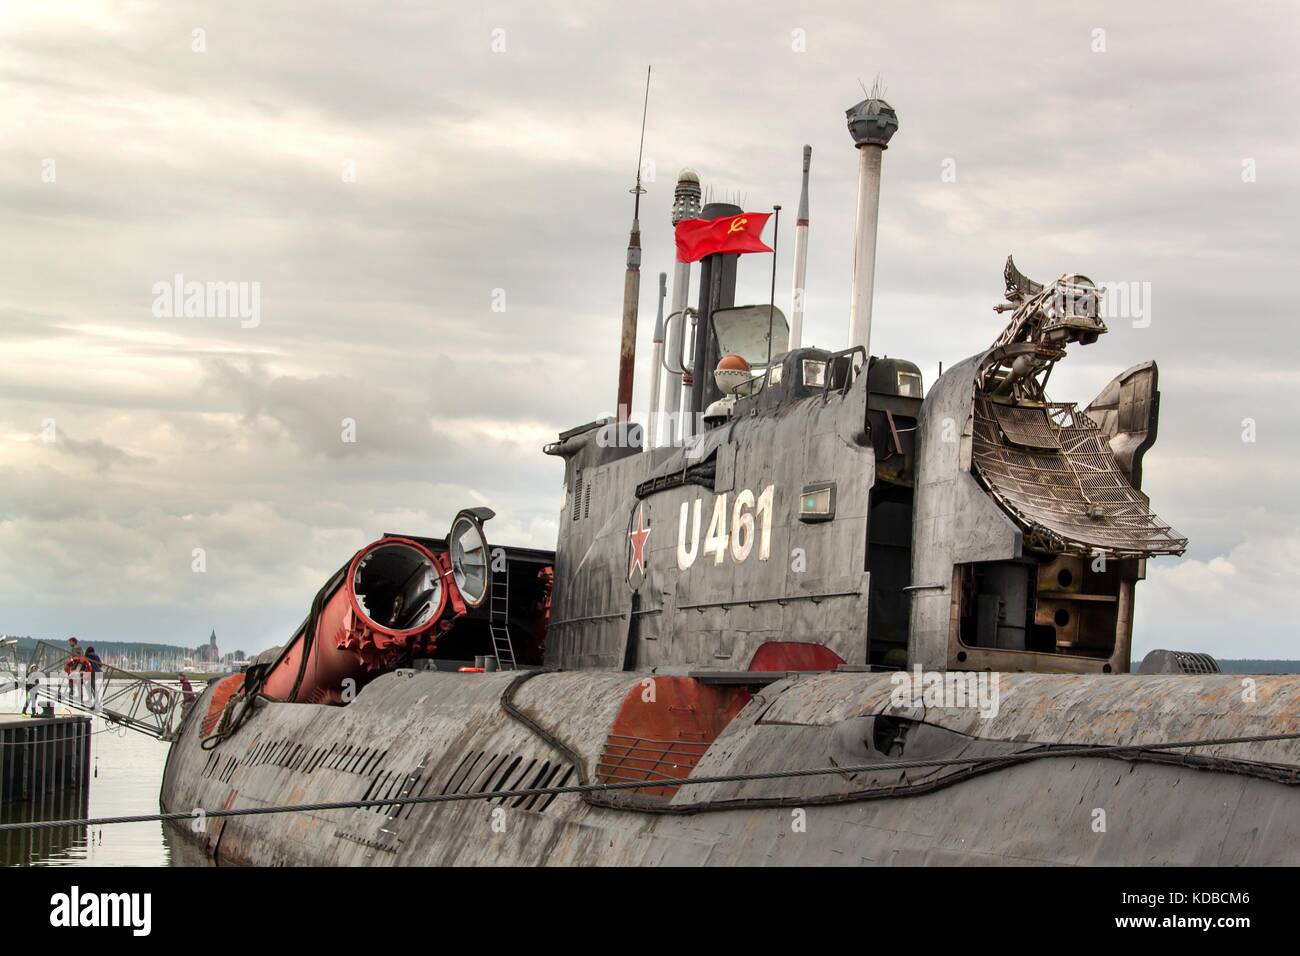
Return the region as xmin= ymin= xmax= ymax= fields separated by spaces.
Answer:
xmin=766 ymin=206 xmax=782 ymax=370
xmin=845 ymin=94 xmax=898 ymax=355
xmin=789 ymin=145 xmax=811 ymax=350
xmin=617 ymin=237 xmax=641 ymax=423
xmin=682 ymin=309 xmax=698 ymax=441
xmin=646 ymin=272 xmax=668 ymax=448
xmin=18 ymin=724 xmax=26 ymax=800
xmin=617 ymin=66 xmax=652 ymax=426
xmin=848 ymin=144 xmax=884 ymax=356
xmin=667 ymin=168 xmax=701 ymax=445
xmin=665 ymin=260 xmax=691 ymax=444
xmin=37 ymin=723 xmax=46 ymax=796
xmin=689 ymin=203 xmax=742 ymax=419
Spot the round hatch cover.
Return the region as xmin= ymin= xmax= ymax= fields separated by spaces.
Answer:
xmin=448 ymin=512 xmax=491 ymax=607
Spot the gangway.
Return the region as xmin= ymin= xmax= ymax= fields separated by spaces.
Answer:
xmin=0 ymin=637 xmax=18 ymax=695
xmin=11 ymin=641 xmax=185 ymax=740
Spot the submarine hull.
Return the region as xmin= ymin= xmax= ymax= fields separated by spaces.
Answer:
xmin=161 ymin=668 xmax=1300 ymax=866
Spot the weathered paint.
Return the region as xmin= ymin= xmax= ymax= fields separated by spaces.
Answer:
xmin=161 ymin=669 xmax=1300 ymax=866
xmin=546 ymin=361 xmax=875 ymax=673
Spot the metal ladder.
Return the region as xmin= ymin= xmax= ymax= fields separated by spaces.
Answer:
xmin=488 ymin=560 xmax=516 ymax=671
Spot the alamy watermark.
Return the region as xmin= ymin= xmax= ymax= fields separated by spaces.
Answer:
xmin=888 ymin=666 xmax=1001 ymax=719
xmin=151 ymin=274 xmax=260 ymax=328
xmin=1054 ymin=279 xmax=1153 ymax=328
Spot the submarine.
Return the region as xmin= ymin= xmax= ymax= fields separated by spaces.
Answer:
xmin=159 ymin=94 xmax=1300 ymax=866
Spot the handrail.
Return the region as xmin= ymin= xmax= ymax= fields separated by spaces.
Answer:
xmin=16 ymin=641 xmax=186 ymax=740
xmin=660 ymin=308 xmax=697 ymax=376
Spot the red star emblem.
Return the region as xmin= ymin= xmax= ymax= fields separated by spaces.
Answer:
xmin=628 ymin=505 xmax=651 ymax=578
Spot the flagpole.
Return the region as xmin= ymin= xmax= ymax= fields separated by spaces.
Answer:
xmin=766 ymin=205 xmax=782 ymax=372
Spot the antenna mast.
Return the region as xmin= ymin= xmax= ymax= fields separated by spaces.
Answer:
xmin=616 ymin=66 xmax=651 ymax=425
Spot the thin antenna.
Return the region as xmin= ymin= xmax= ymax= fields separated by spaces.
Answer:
xmin=616 ymin=65 xmax=653 ymax=422
xmin=631 ymin=66 xmax=651 ymax=222
xmin=859 ymin=75 xmax=886 ymax=99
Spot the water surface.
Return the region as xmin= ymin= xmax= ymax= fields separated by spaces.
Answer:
xmin=2 ymin=682 xmax=211 ymax=867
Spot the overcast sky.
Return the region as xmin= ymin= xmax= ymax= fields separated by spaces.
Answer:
xmin=2 ymin=1 xmax=1297 ymax=660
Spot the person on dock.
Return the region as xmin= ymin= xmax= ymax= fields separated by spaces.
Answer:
xmin=22 ymin=666 xmax=41 ymax=716
xmin=178 ymin=672 xmax=196 ymax=718
xmin=84 ymin=645 xmax=103 ymax=707
xmin=65 ymin=636 xmax=83 ymax=702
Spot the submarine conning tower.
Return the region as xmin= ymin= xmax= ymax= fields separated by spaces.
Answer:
xmin=543 ymin=95 xmax=1186 ymax=676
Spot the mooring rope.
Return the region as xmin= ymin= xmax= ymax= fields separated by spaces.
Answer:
xmin=1 ymin=730 xmax=1297 ymax=833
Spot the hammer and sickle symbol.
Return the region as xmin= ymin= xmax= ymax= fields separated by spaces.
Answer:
xmin=727 ymin=217 xmax=749 ymax=235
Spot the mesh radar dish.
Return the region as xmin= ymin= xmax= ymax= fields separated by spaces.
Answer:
xmin=971 ymin=398 xmax=1187 ymax=558
xmin=448 ymin=509 xmax=493 ymax=608
xmin=712 ymin=305 xmax=789 ymax=369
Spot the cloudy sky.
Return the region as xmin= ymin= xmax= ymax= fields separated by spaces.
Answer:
xmin=2 ymin=1 xmax=1297 ymax=659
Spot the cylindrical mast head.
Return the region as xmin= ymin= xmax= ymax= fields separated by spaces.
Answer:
xmin=846 ymin=95 xmax=898 ymax=356
xmin=672 ymin=169 xmax=702 ymax=225
xmin=797 ymin=145 xmax=811 ymax=223
xmin=846 ymin=96 xmax=899 ymax=150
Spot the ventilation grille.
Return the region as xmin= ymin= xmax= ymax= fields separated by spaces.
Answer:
xmin=201 ymin=736 xmax=391 ymax=786
xmin=571 ymin=472 xmax=583 ymax=522
xmin=196 ymin=738 xmax=574 ymax=818
xmin=439 ymin=750 xmax=574 ymax=812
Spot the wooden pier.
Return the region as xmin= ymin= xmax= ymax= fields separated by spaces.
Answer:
xmin=0 ymin=714 xmax=92 ymax=805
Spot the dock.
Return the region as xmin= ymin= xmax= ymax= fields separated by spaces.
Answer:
xmin=0 ymin=714 xmax=93 ymax=805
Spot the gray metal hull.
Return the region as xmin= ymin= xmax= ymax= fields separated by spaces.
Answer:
xmin=160 ymin=670 xmax=1300 ymax=866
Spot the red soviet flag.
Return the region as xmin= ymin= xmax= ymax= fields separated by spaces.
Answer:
xmin=674 ymin=212 xmax=773 ymax=263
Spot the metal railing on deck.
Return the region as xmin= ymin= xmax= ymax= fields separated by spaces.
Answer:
xmin=5 ymin=642 xmax=184 ymax=740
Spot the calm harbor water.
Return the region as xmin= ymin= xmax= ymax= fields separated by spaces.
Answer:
xmin=1 ymin=682 xmax=212 ymax=867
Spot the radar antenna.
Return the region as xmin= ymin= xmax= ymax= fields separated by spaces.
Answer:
xmin=977 ymin=255 xmax=1107 ymax=402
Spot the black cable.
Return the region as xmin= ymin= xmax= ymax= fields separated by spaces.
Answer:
xmin=6 ymin=729 xmax=1295 ymax=834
